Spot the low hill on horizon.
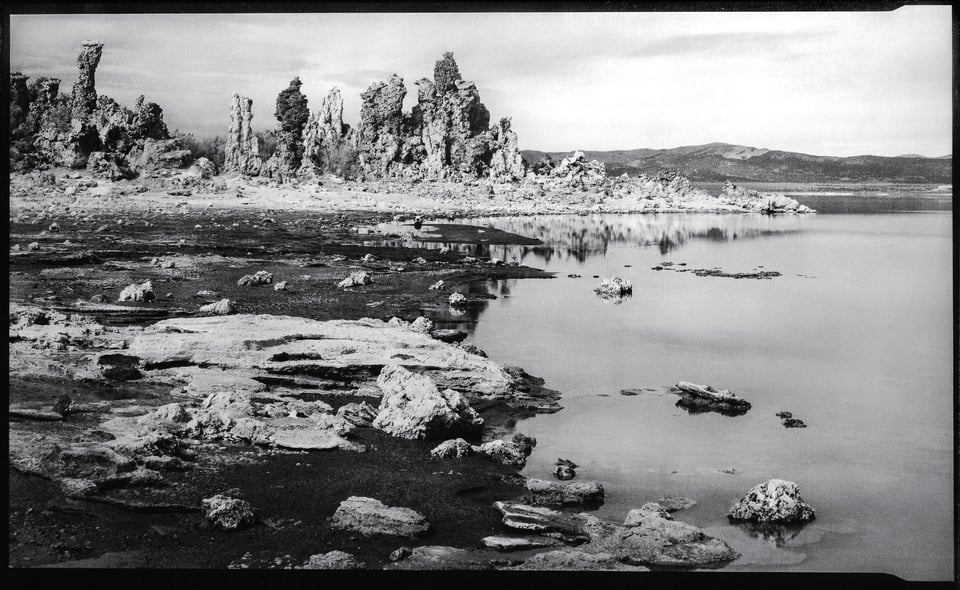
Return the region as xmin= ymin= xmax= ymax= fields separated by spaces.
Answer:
xmin=521 ymin=142 xmax=953 ymax=183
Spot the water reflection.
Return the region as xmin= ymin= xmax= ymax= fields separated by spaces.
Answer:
xmin=734 ymin=521 xmax=807 ymax=546
xmin=372 ymin=214 xmax=809 ymax=266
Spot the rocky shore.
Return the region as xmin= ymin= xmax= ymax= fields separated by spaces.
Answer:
xmin=9 ymin=42 xmax=820 ymax=572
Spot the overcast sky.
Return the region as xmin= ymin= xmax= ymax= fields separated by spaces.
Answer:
xmin=10 ymin=7 xmax=953 ymax=157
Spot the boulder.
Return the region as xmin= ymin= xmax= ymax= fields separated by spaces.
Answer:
xmin=201 ymin=494 xmax=256 ymax=530
xmin=594 ymin=277 xmax=632 ymax=297
xmin=301 ymin=550 xmax=364 ymax=570
xmin=372 ymin=365 xmax=483 ymax=440
xmin=473 ymin=439 xmax=526 ymax=467
xmin=118 ymin=280 xmax=155 ymax=302
xmin=494 ymin=502 xmax=597 ymax=544
xmin=429 ymin=438 xmax=474 ymax=459
xmin=727 ymin=479 xmax=815 ymax=524
xmin=448 ymin=292 xmax=467 ymax=306
xmin=237 ymin=270 xmax=273 ymax=286
xmin=526 ymin=478 xmax=604 ymax=506
xmin=338 ymin=271 xmax=372 ymax=289
xmin=335 ymin=401 xmax=378 ymax=427
xmin=596 ymin=506 xmax=738 ymax=567
xmin=199 ymin=298 xmax=235 ymax=315
xmin=409 ymin=316 xmax=433 ymax=333
xmin=330 ymin=496 xmax=430 ymax=538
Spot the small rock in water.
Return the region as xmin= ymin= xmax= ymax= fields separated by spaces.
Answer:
xmin=567 ymin=274 xmax=581 ymax=278
xmin=554 ymin=465 xmax=576 ymax=480
xmin=28 ymin=241 xmax=41 ymax=251
xmin=448 ymin=292 xmax=467 ymax=306
xmin=361 ymin=253 xmax=377 ymax=263
xmin=728 ymin=479 xmax=815 ymax=524
xmin=273 ymin=281 xmax=288 ymax=291
xmin=428 ymin=280 xmax=445 ymax=290
xmin=48 ymin=222 xmax=60 ymax=233
xmin=512 ymin=433 xmax=537 ymax=456
xmin=775 ymin=411 xmax=793 ymax=419
xmin=782 ymin=418 xmax=807 ymax=428
xmin=556 ymin=458 xmax=578 ymax=469
xmin=195 ymin=289 xmax=218 ymax=298
xmin=412 ymin=257 xmax=427 ymax=264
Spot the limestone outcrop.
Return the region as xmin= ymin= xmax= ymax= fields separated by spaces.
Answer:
xmin=264 ymin=77 xmax=310 ymax=181
xmin=330 ymin=496 xmax=430 ymax=538
xmin=719 ymin=181 xmax=814 ymax=214
xmin=224 ymin=93 xmax=263 ymax=175
xmin=300 ymin=87 xmax=355 ymax=177
xmin=356 ymin=52 xmax=528 ymax=182
xmin=10 ymin=42 xmax=178 ymax=175
xmin=356 ymin=75 xmax=408 ymax=177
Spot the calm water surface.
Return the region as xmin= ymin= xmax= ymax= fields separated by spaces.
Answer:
xmin=384 ymin=194 xmax=954 ymax=579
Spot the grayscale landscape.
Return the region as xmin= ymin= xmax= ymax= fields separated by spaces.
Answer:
xmin=7 ymin=6 xmax=953 ymax=580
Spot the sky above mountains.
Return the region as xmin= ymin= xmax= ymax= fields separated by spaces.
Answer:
xmin=10 ymin=7 xmax=953 ymax=158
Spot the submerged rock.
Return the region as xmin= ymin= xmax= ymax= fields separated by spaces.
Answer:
xmin=201 ymin=495 xmax=256 ymax=530
xmin=655 ymin=496 xmax=697 ymax=512
xmin=727 ymin=479 xmax=815 ymax=524
xmin=330 ymin=496 xmax=430 ymax=538
xmin=372 ymin=365 xmax=483 ymax=440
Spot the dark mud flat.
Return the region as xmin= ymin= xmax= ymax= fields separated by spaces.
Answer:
xmin=9 ymin=209 xmax=554 ymax=327
xmin=9 ymin=208 xmax=558 ymax=569
xmin=9 ymin=427 xmax=529 ymax=569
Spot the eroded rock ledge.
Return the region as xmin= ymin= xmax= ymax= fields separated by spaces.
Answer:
xmin=8 ymin=306 xmax=559 ymax=510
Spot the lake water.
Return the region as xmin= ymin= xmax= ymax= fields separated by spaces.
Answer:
xmin=383 ymin=194 xmax=954 ymax=579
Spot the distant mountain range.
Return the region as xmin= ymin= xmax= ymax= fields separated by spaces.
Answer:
xmin=521 ymin=142 xmax=953 ymax=183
